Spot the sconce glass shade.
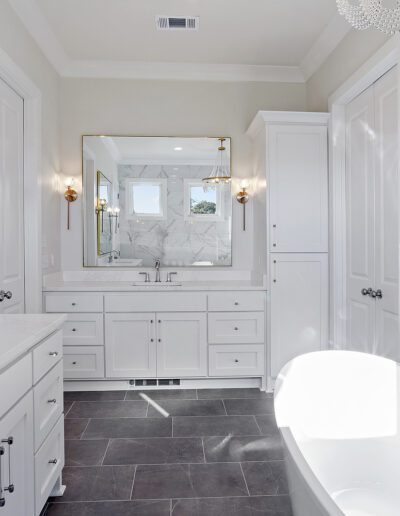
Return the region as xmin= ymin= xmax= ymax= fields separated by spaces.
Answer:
xmin=202 ymin=138 xmax=231 ymax=187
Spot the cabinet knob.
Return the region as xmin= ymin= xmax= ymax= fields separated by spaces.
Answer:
xmin=150 ymin=320 xmax=154 ymax=324
xmin=158 ymin=339 xmax=161 ymax=342
xmin=72 ymin=361 xmax=77 ymax=365
xmin=150 ymin=338 xmax=154 ymax=342
xmin=234 ymin=359 xmax=239 ymax=363
xmin=158 ymin=320 xmax=161 ymax=323
xmin=234 ymin=327 xmax=239 ymax=331
xmin=234 ymin=302 xmax=239 ymax=306
xmin=71 ymin=302 xmax=76 ymax=306
xmin=72 ymin=328 xmax=77 ymax=332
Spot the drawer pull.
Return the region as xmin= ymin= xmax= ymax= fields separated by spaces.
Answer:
xmin=49 ymin=351 xmax=59 ymax=357
xmin=72 ymin=361 xmax=77 ymax=365
xmin=234 ymin=327 xmax=239 ymax=331
xmin=71 ymin=302 xmax=76 ymax=306
xmin=48 ymin=459 xmax=58 ymax=465
xmin=150 ymin=320 xmax=154 ymax=324
xmin=1 ymin=437 xmax=14 ymax=495
xmin=47 ymin=399 xmax=57 ymax=404
xmin=72 ymin=328 xmax=77 ymax=332
xmin=158 ymin=320 xmax=161 ymax=323
xmin=234 ymin=359 xmax=239 ymax=363
xmin=234 ymin=302 xmax=239 ymax=306
xmin=150 ymin=338 xmax=154 ymax=342
xmin=158 ymin=338 xmax=161 ymax=342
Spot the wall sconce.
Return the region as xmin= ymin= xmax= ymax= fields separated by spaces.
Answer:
xmin=236 ymin=179 xmax=250 ymax=231
xmin=64 ymin=178 xmax=78 ymax=230
xmin=108 ymin=207 xmax=120 ymax=233
xmin=96 ymin=198 xmax=107 ymax=233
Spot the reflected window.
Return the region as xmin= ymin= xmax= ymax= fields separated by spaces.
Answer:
xmin=126 ymin=179 xmax=167 ymax=219
xmin=184 ymin=180 xmax=223 ymax=221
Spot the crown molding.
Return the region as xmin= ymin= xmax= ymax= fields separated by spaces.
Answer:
xmin=8 ymin=0 xmax=348 ymax=84
xmin=300 ymin=13 xmax=352 ymax=82
xmin=247 ymin=111 xmax=330 ymax=140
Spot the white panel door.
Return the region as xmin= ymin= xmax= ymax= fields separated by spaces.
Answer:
xmin=156 ymin=313 xmax=207 ymax=377
xmin=269 ymin=124 xmax=328 ymax=253
xmin=105 ymin=313 xmax=156 ymax=378
xmin=0 ymin=78 xmax=24 ymax=313
xmin=0 ymin=392 xmax=34 ymax=516
xmin=270 ymin=253 xmax=328 ymax=378
xmin=346 ymin=86 xmax=376 ymax=353
xmin=373 ymin=67 xmax=399 ymax=361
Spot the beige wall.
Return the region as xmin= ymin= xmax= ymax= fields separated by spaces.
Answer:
xmin=60 ymin=78 xmax=306 ymax=271
xmin=306 ymin=29 xmax=389 ymax=111
xmin=0 ymin=0 xmax=61 ymax=275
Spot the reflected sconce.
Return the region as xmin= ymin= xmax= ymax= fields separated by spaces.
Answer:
xmin=64 ymin=178 xmax=78 ymax=230
xmin=96 ymin=198 xmax=107 ymax=233
xmin=236 ymin=179 xmax=250 ymax=231
xmin=108 ymin=207 xmax=120 ymax=234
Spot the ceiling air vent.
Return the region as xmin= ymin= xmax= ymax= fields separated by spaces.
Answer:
xmin=156 ymin=15 xmax=199 ymax=31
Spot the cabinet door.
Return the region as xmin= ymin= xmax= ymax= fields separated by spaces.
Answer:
xmin=269 ymin=124 xmax=328 ymax=253
xmin=156 ymin=313 xmax=207 ymax=377
xmin=105 ymin=313 xmax=156 ymax=378
xmin=270 ymin=254 xmax=328 ymax=378
xmin=346 ymin=86 xmax=376 ymax=354
xmin=373 ymin=67 xmax=399 ymax=361
xmin=0 ymin=392 xmax=34 ymax=516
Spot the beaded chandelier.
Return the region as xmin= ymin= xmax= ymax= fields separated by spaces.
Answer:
xmin=337 ymin=0 xmax=400 ymax=34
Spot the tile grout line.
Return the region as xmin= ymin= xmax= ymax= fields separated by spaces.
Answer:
xmin=170 ymin=498 xmax=173 ymax=516
xmin=221 ymin=399 xmax=228 ymax=416
xmin=62 ymin=459 xmax=286 ymax=469
xmin=79 ymin=418 xmax=92 ymax=440
xmin=100 ymin=438 xmax=112 ymax=465
xmin=64 ymin=401 xmax=75 ymax=418
xmin=253 ymin=415 xmax=263 ymax=435
xmin=239 ymin=462 xmax=251 ymax=497
xmin=201 ymin=437 xmax=206 ymax=464
xmin=129 ymin=464 xmax=138 ymax=501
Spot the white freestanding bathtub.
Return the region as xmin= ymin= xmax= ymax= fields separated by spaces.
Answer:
xmin=274 ymin=351 xmax=400 ymax=516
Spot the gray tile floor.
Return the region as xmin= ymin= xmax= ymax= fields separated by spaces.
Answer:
xmin=44 ymin=389 xmax=292 ymax=516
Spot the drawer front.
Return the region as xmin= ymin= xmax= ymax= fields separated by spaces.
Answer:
xmin=62 ymin=314 xmax=104 ymax=346
xmin=208 ymin=291 xmax=265 ymax=312
xmin=44 ymin=293 xmax=103 ymax=313
xmin=33 ymin=331 xmax=63 ymax=384
xmin=105 ymin=292 xmax=207 ymax=312
xmin=63 ymin=346 xmax=105 ymax=379
xmin=208 ymin=312 xmax=265 ymax=344
xmin=209 ymin=345 xmax=265 ymax=377
xmin=35 ymin=415 xmax=64 ymax=516
xmin=34 ymin=361 xmax=63 ymax=451
xmin=0 ymin=353 xmax=32 ymax=418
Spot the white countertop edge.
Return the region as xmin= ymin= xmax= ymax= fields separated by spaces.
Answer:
xmin=42 ymin=281 xmax=267 ymax=292
xmin=0 ymin=314 xmax=67 ymax=372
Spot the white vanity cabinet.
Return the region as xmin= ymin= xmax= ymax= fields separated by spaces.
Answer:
xmin=0 ymin=315 xmax=65 ymax=516
xmin=44 ymin=289 xmax=266 ymax=384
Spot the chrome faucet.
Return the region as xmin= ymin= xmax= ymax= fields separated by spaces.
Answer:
xmin=108 ymin=250 xmax=120 ymax=263
xmin=154 ymin=258 xmax=161 ymax=282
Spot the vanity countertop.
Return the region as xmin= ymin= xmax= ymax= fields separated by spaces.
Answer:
xmin=0 ymin=314 xmax=67 ymax=371
xmin=42 ymin=280 xmax=266 ymax=292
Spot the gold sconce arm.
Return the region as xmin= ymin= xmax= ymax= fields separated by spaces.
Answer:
xmin=64 ymin=178 xmax=78 ymax=230
xmin=236 ymin=181 xmax=250 ymax=231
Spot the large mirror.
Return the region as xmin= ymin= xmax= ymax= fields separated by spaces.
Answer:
xmin=83 ymin=136 xmax=232 ymax=267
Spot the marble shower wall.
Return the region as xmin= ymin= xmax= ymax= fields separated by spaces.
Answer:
xmin=118 ymin=164 xmax=232 ymax=267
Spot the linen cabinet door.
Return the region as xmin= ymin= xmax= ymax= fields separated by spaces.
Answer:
xmin=105 ymin=313 xmax=156 ymax=378
xmin=268 ymin=124 xmax=328 ymax=253
xmin=156 ymin=313 xmax=207 ymax=377
xmin=0 ymin=392 xmax=34 ymax=516
xmin=270 ymin=254 xmax=328 ymax=379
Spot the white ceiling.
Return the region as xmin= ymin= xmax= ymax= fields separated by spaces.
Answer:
xmin=7 ymin=0 xmax=351 ymax=82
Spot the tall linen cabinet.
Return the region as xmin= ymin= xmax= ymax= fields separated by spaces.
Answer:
xmin=248 ymin=112 xmax=329 ymax=390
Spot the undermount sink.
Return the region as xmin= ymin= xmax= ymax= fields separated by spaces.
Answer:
xmin=132 ymin=281 xmax=182 ymax=287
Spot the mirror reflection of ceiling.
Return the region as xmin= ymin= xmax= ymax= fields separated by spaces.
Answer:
xmin=99 ymin=137 xmax=230 ymax=165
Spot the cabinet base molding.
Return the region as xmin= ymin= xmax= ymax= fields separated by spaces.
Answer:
xmin=64 ymin=377 xmax=263 ymax=391
xmin=50 ymin=476 xmax=66 ymax=498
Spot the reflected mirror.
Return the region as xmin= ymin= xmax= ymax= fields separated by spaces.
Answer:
xmin=83 ymin=136 xmax=232 ymax=267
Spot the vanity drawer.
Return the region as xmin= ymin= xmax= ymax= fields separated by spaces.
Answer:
xmin=62 ymin=313 xmax=104 ymax=346
xmin=33 ymin=361 xmax=63 ymax=451
xmin=63 ymin=346 xmax=105 ymax=379
xmin=209 ymin=345 xmax=265 ymax=377
xmin=33 ymin=330 xmax=63 ymax=384
xmin=208 ymin=312 xmax=265 ymax=344
xmin=208 ymin=291 xmax=265 ymax=312
xmin=44 ymin=293 xmax=103 ymax=313
xmin=105 ymin=292 xmax=207 ymax=312
xmin=0 ymin=353 xmax=32 ymax=417
xmin=35 ymin=415 xmax=64 ymax=516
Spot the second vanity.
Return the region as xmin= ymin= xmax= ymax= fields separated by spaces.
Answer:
xmin=43 ymin=279 xmax=267 ymax=390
